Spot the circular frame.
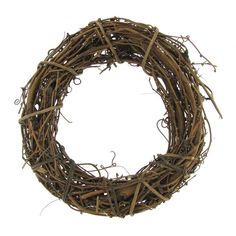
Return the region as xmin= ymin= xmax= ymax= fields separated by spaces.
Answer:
xmin=18 ymin=17 xmax=220 ymax=217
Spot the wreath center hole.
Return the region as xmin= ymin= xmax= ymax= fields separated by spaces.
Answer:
xmin=57 ymin=63 xmax=168 ymax=177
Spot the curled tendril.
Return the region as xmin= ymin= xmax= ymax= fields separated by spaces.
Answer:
xmin=156 ymin=119 xmax=169 ymax=142
xmin=67 ymin=86 xmax=72 ymax=93
xmin=14 ymin=98 xmax=21 ymax=105
xmin=73 ymin=77 xmax=81 ymax=85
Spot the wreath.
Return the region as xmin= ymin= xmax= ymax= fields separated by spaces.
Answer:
xmin=17 ymin=17 xmax=221 ymax=217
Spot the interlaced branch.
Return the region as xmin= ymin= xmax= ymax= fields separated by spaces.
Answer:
xmin=18 ymin=17 xmax=221 ymax=217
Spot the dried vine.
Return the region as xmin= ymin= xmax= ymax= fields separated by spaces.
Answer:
xmin=18 ymin=17 xmax=221 ymax=217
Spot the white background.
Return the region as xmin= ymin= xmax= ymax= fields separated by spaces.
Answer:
xmin=0 ymin=0 xmax=235 ymax=235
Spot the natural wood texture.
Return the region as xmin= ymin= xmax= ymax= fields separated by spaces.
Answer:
xmin=18 ymin=17 xmax=220 ymax=217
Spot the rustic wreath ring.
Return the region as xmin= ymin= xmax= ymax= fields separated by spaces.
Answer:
xmin=18 ymin=17 xmax=221 ymax=217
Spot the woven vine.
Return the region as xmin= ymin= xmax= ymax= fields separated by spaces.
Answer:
xmin=17 ymin=17 xmax=221 ymax=217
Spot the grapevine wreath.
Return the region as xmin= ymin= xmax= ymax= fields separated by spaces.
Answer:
xmin=17 ymin=17 xmax=222 ymax=217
